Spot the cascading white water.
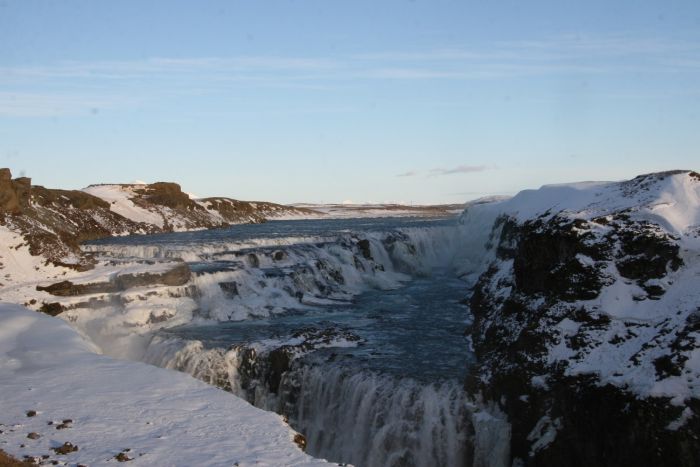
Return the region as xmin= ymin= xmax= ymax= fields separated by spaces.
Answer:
xmin=290 ymin=365 xmax=472 ymax=467
xmin=83 ymin=219 xmax=511 ymax=467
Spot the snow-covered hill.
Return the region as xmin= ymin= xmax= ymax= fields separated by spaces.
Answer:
xmin=82 ymin=183 xmax=321 ymax=231
xmin=458 ymin=170 xmax=700 ymax=466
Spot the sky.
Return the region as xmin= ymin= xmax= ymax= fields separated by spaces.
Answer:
xmin=1 ymin=0 xmax=699 ymax=205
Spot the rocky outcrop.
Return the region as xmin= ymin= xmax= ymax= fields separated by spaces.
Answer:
xmin=1 ymin=169 xmax=158 ymax=268
xmin=37 ymin=262 xmax=191 ymax=297
xmin=1 ymin=169 xmax=321 ymax=269
xmin=0 ymin=168 xmax=31 ymax=214
xmin=133 ymin=182 xmax=199 ymax=210
xmin=462 ymin=171 xmax=700 ymax=466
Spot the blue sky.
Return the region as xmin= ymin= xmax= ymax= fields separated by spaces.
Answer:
xmin=1 ymin=0 xmax=699 ymax=204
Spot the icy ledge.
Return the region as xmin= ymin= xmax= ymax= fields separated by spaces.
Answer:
xmin=0 ymin=303 xmax=331 ymax=467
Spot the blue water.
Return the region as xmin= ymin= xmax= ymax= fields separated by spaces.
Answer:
xmin=167 ymin=269 xmax=472 ymax=382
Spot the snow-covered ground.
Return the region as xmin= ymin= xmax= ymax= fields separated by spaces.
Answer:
xmin=0 ymin=303 xmax=331 ymax=467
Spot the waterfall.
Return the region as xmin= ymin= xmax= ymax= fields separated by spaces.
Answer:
xmin=141 ymin=335 xmax=510 ymax=467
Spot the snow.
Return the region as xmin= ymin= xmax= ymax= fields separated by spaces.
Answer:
xmin=83 ymin=184 xmax=165 ymax=227
xmin=463 ymin=170 xmax=700 ymax=235
xmin=462 ymin=170 xmax=700 ymax=405
xmin=0 ymin=303 xmax=331 ymax=466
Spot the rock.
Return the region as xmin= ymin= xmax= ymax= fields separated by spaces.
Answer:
xmin=219 ymin=281 xmax=239 ymax=298
xmin=247 ymin=254 xmax=260 ymax=268
xmin=114 ymin=262 xmax=191 ymax=289
xmin=12 ymin=177 xmax=31 ymax=209
xmin=25 ymin=410 xmax=37 ymax=417
xmin=0 ymin=168 xmax=30 ymax=214
xmin=37 ymin=280 xmax=117 ymax=296
xmin=293 ymin=433 xmax=307 ymax=451
xmin=36 ymin=262 xmax=191 ymax=297
xmin=26 ymin=432 xmax=40 ymax=440
xmin=273 ymin=250 xmax=287 ymax=261
xmin=357 ymin=239 xmax=372 ymax=260
xmin=115 ymin=451 xmax=133 ymax=462
xmin=38 ymin=302 xmax=65 ymax=316
xmin=133 ymin=182 xmax=199 ymax=210
xmin=51 ymin=442 xmax=78 ymax=455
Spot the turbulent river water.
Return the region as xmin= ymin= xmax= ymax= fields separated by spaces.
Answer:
xmin=85 ymin=217 xmax=510 ymax=467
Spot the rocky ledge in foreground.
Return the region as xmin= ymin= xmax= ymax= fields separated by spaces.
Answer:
xmin=462 ymin=170 xmax=700 ymax=466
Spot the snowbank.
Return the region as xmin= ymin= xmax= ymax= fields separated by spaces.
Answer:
xmin=0 ymin=303 xmax=331 ymax=466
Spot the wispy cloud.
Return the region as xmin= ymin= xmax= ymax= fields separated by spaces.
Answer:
xmin=397 ymin=165 xmax=490 ymax=178
xmin=1 ymin=33 xmax=698 ymax=117
xmin=429 ymin=165 xmax=488 ymax=176
xmin=0 ymin=92 xmax=139 ymax=117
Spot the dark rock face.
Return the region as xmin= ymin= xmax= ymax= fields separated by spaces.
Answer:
xmin=467 ymin=210 xmax=699 ymax=466
xmin=357 ymin=239 xmax=372 ymax=260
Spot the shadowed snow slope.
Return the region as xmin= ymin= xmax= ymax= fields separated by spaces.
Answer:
xmin=0 ymin=303 xmax=330 ymax=467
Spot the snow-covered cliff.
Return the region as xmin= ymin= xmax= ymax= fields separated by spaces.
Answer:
xmin=459 ymin=170 xmax=700 ymax=466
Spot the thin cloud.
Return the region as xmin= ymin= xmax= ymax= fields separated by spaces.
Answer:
xmin=1 ymin=33 xmax=698 ymax=117
xmin=429 ymin=165 xmax=488 ymax=176
xmin=397 ymin=165 xmax=490 ymax=178
xmin=0 ymin=92 xmax=139 ymax=117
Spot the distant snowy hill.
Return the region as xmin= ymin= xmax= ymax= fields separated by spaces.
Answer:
xmin=458 ymin=170 xmax=700 ymax=465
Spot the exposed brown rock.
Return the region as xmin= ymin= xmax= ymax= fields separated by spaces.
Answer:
xmin=115 ymin=451 xmax=133 ymax=462
xmin=293 ymin=433 xmax=307 ymax=451
xmin=114 ymin=262 xmax=191 ymax=289
xmin=51 ymin=442 xmax=78 ymax=455
xmin=36 ymin=262 xmax=191 ymax=297
xmin=37 ymin=280 xmax=116 ymax=296
xmin=0 ymin=169 xmax=30 ymax=214
xmin=133 ymin=182 xmax=199 ymax=210
xmin=38 ymin=302 xmax=65 ymax=316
